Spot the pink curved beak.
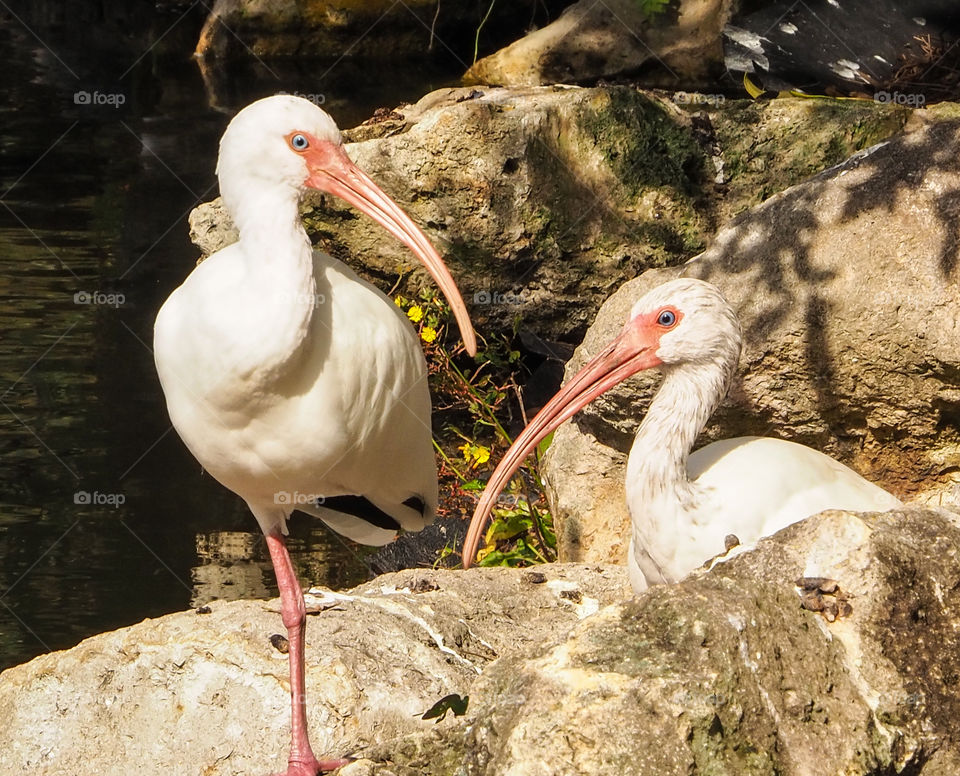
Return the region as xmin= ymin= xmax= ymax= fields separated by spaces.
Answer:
xmin=304 ymin=139 xmax=477 ymax=356
xmin=461 ymin=321 xmax=662 ymax=568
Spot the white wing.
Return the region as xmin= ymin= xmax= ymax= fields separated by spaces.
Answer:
xmin=154 ymin=246 xmax=437 ymax=541
xmin=630 ymin=436 xmax=900 ymax=589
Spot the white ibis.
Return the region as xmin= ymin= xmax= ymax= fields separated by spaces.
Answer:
xmin=462 ymin=278 xmax=900 ymax=592
xmin=154 ymin=95 xmax=476 ymax=776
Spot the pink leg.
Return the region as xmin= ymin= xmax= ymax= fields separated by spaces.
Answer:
xmin=265 ymin=532 xmax=349 ymax=775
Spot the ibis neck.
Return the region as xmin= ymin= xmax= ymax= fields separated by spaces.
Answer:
xmin=228 ymin=181 xmax=306 ymax=250
xmin=625 ymin=356 xmax=734 ymax=505
xmin=224 ymin=182 xmax=318 ymax=384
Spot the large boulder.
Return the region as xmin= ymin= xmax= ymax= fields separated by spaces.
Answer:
xmin=464 ymin=0 xmax=733 ymax=88
xmin=450 ymin=508 xmax=960 ymax=776
xmin=0 ymin=564 xmax=628 ymax=775
xmin=189 ymin=85 xmax=911 ymax=341
xmin=6 ymin=508 xmax=960 ymax=775
xmin=345 ymin=508 xmax=960 ymax=775
xmin=194 ymin=0 xmax=567 ymax=61
xmin=543 ymin=109 xmax=960 ymax=564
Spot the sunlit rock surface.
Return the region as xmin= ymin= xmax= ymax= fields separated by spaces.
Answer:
xmin=5 ymin=510 xmax=960 ymax=774
xmin=190 ymin=85 xmax=911 ymax=342
xmin=544 ymin=108 xmax=960 ymax=563
xmin=465 ymin=0 xmax=732 ymax=88
xmin=0 ymin=564 xmax=628 ymax=775
xmin=346 ymin=508 xmax=960 ymax=776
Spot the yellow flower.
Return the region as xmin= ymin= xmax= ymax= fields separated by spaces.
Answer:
xmin=458 ymin=443 xmax=490 ymax=467
xmin=407 ymin=305 xmax=424 ymax=322
xmin=394 ymin=296 xmax=404 ymax=307
xmin=420 ymin=325 xmax=437 ymax=343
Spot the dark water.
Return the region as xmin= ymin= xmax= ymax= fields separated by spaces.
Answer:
xmin=0 ymin=5 xmax=463 ymax=670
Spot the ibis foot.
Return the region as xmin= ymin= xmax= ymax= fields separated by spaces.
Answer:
xmin=273 ymin=757 xmax=353 ymax=775
xmin=317 ymin=757 xmax=354 ymax=773
xmin=797 ymin=577 xmax=852 ymax=622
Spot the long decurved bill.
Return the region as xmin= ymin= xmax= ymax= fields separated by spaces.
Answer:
xmin=305 ymin=141 xmax=477 ymax=356
xmin=461 ymin=322 xmax=662 ymax=568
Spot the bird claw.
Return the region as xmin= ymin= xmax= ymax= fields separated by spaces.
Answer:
xmin=272 ymin=756 xmax=353 ymax=775
xmin=317 ymin=757 xmax=355 ymax=773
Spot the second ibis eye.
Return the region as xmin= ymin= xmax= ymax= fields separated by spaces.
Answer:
xmin=657 ymin=310 xmax=677 ymax=327
xmin=291 ymin=134 xmax=309 ymax=151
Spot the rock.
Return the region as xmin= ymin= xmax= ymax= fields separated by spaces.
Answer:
xmin=543 ymin=108 xmax=960 ymax=564
xmin=0 ymin=564 xmax=627 ymax=776
xmin=189 ymin=85 xmax=911 ymax=341
xmin=190 ymin=84 xmax=710 ymax=340
xmin=465 ymin=0 xmax=733 ymax=88
xmin=7 ymin=509 xmax=960 ymax=774
xmin=188 ymin=198 xmax=238 ymax=257
xmin=194 ymin=0 xmax=567 ymax=62
xmin=344 ymin=507 xmax=960 ymax=775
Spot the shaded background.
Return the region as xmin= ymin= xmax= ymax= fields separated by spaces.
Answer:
xmin=0 ymin=1 xmax=481 ymax=670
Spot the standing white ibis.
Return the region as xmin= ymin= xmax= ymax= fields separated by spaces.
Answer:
xmin=154 ymin=95 xmax=476 ymax=776
xmin=462 ymin=278 xmax=900 ymax=592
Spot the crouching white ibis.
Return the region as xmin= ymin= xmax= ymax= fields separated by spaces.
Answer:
xmin=462 ymin=278 xmax=900 ymax=593
xmin=154 ymin=95 xmax=476 ymax=775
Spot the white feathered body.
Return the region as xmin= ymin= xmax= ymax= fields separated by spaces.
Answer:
xmin=154 ymin=228 xmax=436 ymax=543
xmin=627 ymin=435 xmax=901 ymax=591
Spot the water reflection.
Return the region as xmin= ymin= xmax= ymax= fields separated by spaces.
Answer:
xmin=0 ymin=6 xmax=460 ymax=670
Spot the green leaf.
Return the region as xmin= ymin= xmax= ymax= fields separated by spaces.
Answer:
xmin=486 ymin=512 xmax=533 ymax=542
xmin=743 ymin=72 xmax=765 ymax=99
xmin=422 ymin=693 xmax=469 ymax=722
xmin=635 ymin=0 xmax=671 ymax=18
xmin=536 ymin=430 xmax=555 ymax=460
xmin=477 ymin=549 xmax=525 ymax=567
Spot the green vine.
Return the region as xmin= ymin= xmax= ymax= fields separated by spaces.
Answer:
xmin=474 ymin=0 xmax=498 ymax=65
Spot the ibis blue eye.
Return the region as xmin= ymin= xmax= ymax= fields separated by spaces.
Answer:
xmin=290 ymin=134 xmax=309 ymax=151
xmin=657 ymin=309 xmax=677 ymax=327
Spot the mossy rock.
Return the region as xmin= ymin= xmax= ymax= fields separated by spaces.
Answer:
xmin=191 ymin=86 xmax=917 ymax=345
